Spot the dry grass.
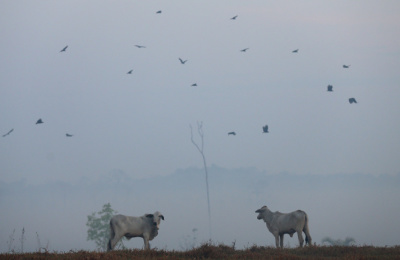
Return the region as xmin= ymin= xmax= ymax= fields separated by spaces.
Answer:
xmin=1 ymin=243 xmax=400 ymax=260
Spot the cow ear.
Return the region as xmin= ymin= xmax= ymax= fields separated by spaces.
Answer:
xmin=255 ymin=206 xmax=266 ymax=213
xmin=160 ymin=215 xmax=164 ymax=220
xmin=145 ymin=214 xmax=154 ymax=218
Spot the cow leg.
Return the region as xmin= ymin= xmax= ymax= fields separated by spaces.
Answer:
xmin=279 ymin=234 xmax=284 ymax=248
xmin=274 ymin=235 xmax=280 ymax=248
xmin=143 ymin=234 xmax=150 ymax=250
xmin=109 ymin=232 xmax=124 ymax=251
xmin=297 ymin=230 xmax=304 ymax=247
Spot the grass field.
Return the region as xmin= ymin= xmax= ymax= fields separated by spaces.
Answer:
xmin=2 ymin=243 xmax=400 ymax=259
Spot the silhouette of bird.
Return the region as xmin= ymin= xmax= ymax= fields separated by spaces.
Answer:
xmin=230 ymin=15 xmax=238 ymax=20
xmin=127 ymin=70 xmax=133 ymax=74
xmin=156 ymin=10 xmax=162 ymax=14
xmin=327 ymin=85 xmax=333 ymax=92
xmin=240 ymin=48 xmax=249 ymax=52
xmin=36 ymin=119 xmax=43 ymax=124
xmin=191 ymin=83 xmax=197 ymax=87
xmin=228 ymin=132 xmax=236 ymax=136
xmin=134 ymin=45 xmax=146 ymax=48
xmin=2 ymin=129 xmax=13 ymax=137
xmin=349 ymin=98 xmax=357 ymax=104
xmin=179 ymin=58 xmax=187 ymax=64
xmin=292 ymin=49 xmax=299 ymax=53
xmin=343 ymin=65 xmax=350 ymax=68
xmin=66 ymin=133 xmax=73 ymax=137
xmin=262 ymin=125 xmax=269 ymax=133
xmin=60 ymin=45 xmax=68 ymax=52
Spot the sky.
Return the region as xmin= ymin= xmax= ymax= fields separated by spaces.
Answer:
xmin=1 ymin=1 xmax=400 ymax=184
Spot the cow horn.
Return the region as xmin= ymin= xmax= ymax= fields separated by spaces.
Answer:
xmin=160 ymin=215 xmax=164 ymax=220
xmin=145 ymin=214 xmax=154 ymax=218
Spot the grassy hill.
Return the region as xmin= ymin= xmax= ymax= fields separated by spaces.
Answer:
xmin=2 ymin=244 xmax=400 ymax=260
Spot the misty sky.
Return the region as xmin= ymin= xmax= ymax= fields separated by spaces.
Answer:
xmin=1 ymin=1 xmax=400 ymax=184
xmin=1 ymin=1 xmax=400 ymax=252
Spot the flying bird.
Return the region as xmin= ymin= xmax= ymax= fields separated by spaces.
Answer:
xmin=228 ymin=132 xmax=236 ymax=136
xmin=66 ymin=133 xmax=73 ymax=137
xmin=343 ymin=65 xmax=350 ymax=68
xmin=179 ymin=58 xmax=187 ymax=64
xmin=292 ymin=49 xmax=299 ymax=53
xmin=2 ymin=129 xmax=13 ymax=137
xmin=127 ymin=70 xmax=133 ymax=74
xmin=156 ymin=10 xmax=162 ymax=14
xmin=349 ymin=98 xmax=357 ymax=104
xmin=327 ymin=85 xmax=333 ymax=92
xmin=36 ymin=119 xmax=43 ymax=124
xmin=240 ymin=48 xmax=249 ymax=52
xmin=230 ymin=15 xmax=238 ymax=20
xmin=60 ymin=45 xmax=68 ymax=52
xmin=134 ymin=45 xmax=146 ymax=48
xmin=262 ymin=125 xmax=269 ymax=133
xmin=191 ymin=83 xmax=197 ymax=87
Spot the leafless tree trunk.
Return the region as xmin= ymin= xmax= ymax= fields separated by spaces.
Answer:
xmin=190 ymin=122 xmax=211 ymax=239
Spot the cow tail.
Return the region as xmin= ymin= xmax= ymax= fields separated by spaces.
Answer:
xmin=303 ymin=213 xmax=312 ymax=246
xmin=107 ymin=220 xmax=114 ymax=251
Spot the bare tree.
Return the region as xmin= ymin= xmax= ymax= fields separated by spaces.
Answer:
xmin=19 ymin=227 xmax=26 ymax=253
xmin=190 ymin=122 xmax=211 ymax=239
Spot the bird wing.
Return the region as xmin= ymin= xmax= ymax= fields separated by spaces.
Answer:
xmin=3 ymin=128 xmax=13 ymax=137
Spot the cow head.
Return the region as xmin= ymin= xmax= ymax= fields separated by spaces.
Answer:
xmin=146 ymin=211 xmax=164 ymax=230
xmin=255 ymin=205 xmax=267 ymax=219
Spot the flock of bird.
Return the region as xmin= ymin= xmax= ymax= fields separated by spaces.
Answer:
xmin=2 ymin=10 xmax=358 ymax=139
xmin=2 ymin=118 xmax=73 ymax=138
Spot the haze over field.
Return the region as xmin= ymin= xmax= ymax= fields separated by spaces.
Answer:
xmin=1 ymin=0 xmax=400 ymax=252
xmin=1 ymin=167 xmax=400 ymax=252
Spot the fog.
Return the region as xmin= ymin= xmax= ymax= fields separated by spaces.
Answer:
xmin=1 ymin=0 xmax=400 ymax=252
xmin=1 ymin=166 xmax=399 ymax=252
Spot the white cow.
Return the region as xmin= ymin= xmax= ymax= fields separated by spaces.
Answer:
xmin=107 ymin=211 xmax=164 ymax=251
xmin=255 ymin=205 xmax=312 ymax=248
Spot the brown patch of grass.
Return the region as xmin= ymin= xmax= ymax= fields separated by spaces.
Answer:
xmin=1 ymin=244 xmax=400 ymax=260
